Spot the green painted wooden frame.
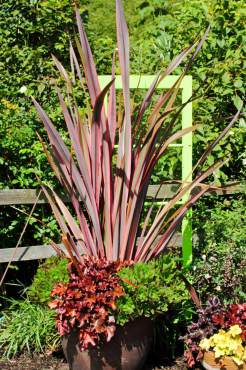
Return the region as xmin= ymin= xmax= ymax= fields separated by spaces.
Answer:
xmin=99 ymin=75 xmax=193 ymax=265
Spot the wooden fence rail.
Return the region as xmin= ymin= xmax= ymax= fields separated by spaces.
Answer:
xmin=0 ymin=182 xmax=244 ymax=263
xmin=0 ymin=183 xmax=243 ymax=206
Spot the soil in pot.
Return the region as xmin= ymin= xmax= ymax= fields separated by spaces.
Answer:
xmin=62 ymin=317 xmax=153 ymax=370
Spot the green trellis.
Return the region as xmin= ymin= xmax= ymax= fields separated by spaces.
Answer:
xmin=99 ymin=75 xmax=193 ymax=265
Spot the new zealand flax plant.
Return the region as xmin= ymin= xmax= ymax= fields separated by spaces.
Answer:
xmin=33 ymin=0 xmax=240 ymax=351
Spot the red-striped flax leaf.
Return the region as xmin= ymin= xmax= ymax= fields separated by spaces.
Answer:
xmin=44 ymin=185 xmax=91 ymax=260
xmin=121 ymin=125 xmax=160 ymax=257
xmin=112 ymin=206 xmax=121 ymax=261
xmin=108 ymin=52 xmax=117 ymax=152
xmin=116 ymin=0 xmax=132 ymax=244
xmin=124 ymin=108 xmax=175 ymax=257
xmin=144 ymin=126 xmax=199 ymax=183
xmin=39 ymin=139 xmax=93 ymax=255
xmin=99 ymin=77 xmax=116 ymax=261
xmin=121 ymin=116 xmax=173 ymax=259
xmin=146 ymin=75 xmax=184 ymax=138
xmin=69 ymin=42 xmax=76 ymax=85
xmin=70 ymin=43 xmax=93 ymax=121
xmin=195 ymin=107 xmax=241 ymax=171
xmin=138 ymin=181 xmax=178 ymax=253
xmin=91 ymin=79 xmax=115 ymax=208
xmin=119 ymin=153 xmax=147 ymax=259
xmin=136 ymin=170 xmax=217 ymax=261
xmin=134 ymin=39 xmax=196 ymax=129
xmin=140 ymin=102 xmax=193 ymax=189
xmin=126 ymin=179 xmax=151 ymax=260
xmin=41 ymin=186 xmax=71 ymax=251
xmin=75 ymin=107 xmax=92 ymax=183
xmin=112 ymin=156 xmax=125 ymax=225
xmin=134 ymin=73 xmax=161 ymax=130
xmin=112 ymin=157 xmax=125 ymax=259
xmin=131 ymin=114 xmax=176 ymax=206
xmin=36 ymin=132 xmax=64 ymax=184
xmin=33 ymin=98 xmax=105 ymax=257
xmin=52 ymin=55 xmax=73 ymax=94
xmin=75 ymin=8 xmax=101 ymax=108
xmin=185 ymin=26 xmax=210 ymax=73
xmin=62 ymin=235 xmax=84 ymax=279
xmin=133 ymin=41 xmax=197 ymax=144
xmin=151 ymin=29 xmax=209 ymax=144
xmin=143 ymin=30 xmax=209 ymax=148
xmin=181 ymin=275 xmax=201 ymax=308
xmin=137 ymin=203 xmax=154 ymax=251
xmin=55 ymin=88 xmax=105 ymax=232
xmin=73 ymin=37 xmax=94 ymax=124
xmin=147 ymin=186 xmax=210 ymax=261
xmin=50 ymin=188 xmax=95 ymax=258
xmin=136 ymin=159 xmax=227 ymax=261
xmin=50 ymin=241 xmax=66 ymax=258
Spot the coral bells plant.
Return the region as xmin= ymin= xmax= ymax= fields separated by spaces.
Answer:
xmin=200 ymin=325 xmax=246 ymax=366
xmin=49 ymin=256 xmax=126 ymax=350
xmin=182 ymin=298 xmax=246 ymax=367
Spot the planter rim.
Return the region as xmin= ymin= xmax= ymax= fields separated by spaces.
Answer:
xmin=202 ymin=350 xmax=246 ymax=370
xmin=62 ymin=317 xmax=153 ymax=370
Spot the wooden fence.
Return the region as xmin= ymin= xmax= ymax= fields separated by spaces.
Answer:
xmin=0 ymin=183 xmax=244 ymax=263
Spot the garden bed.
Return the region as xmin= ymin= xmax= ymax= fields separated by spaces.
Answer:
xmin=0 ymin=354 xmax=203 ymax=370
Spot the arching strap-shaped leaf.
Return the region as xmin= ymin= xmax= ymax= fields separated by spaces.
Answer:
xmin=116 ymin=0 xmax=132 ymax=243
xmin=195 ymin=107 xmax=241 ymax=171
xmin=92 ymin=79 xmax=115 ymax=209
xmin=75 ymin=8 xmax=100 ymax=107
xmin=33 ymin=98 xmax=104 ymax=256
xmin=108 ymin=52 xmax=117 ymax=152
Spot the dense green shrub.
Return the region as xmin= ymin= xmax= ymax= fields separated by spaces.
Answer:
xmin=116 ymin=256 xmax=190 ymax=325
xmin=0 ymin=299 xmax=59 ymax=358
xmin=28 ymin=257 xmax=68 ymax=304
xmin=190 ymin=194 xmax=246 ymax=304
xmin=117 ymin=255 xmax=194 ymax=360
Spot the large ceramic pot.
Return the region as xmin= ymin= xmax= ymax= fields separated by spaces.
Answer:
xmin=202 ymin=351 xmax=246 ymax=370
xmin=62 ymin=317 xmax=153 ymax=370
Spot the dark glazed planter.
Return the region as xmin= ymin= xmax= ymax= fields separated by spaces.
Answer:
xmin=62 ymin=317 xmax=153 ymax=370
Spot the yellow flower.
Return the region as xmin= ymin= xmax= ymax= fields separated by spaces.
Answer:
xmin=200 ymin=338 xmax=211 ymax=351
xmin=232 ymin=355 xmax=244 ymax=366
xmin=214 ymin=348 xmax=226 ymax=358
xmin=212 ymin=330 xmax=229 ymax=346
xmin=243 ymin=348 xmax=246 ymax=361
xmin=229 ymin=325 xmax=242 ymax=337
xmin=227 ymin=339 xmax=242 ymax=353
xmin=199 ymin=326 xmax=246 ymax=366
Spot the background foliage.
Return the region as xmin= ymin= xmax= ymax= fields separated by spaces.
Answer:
xmin=190 ymin=194 xmax=246 ymax=304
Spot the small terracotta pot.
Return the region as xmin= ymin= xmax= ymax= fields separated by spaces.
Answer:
xmin=62 ymin=317 xmax=153 ymax=370
xmin=202 ymin=351 xmax=246 ymax=370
